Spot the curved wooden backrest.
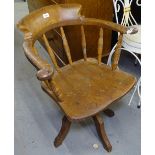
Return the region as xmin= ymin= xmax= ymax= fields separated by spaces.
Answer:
xmin=17 ymin=4 xmax=82 ymax=41
xmin=17 ymin=4 xmax=137 ymax=75
xmin=17 ymin=4 xmax=129 ymax=40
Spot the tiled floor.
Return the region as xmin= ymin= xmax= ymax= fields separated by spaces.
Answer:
xmin=14 ymin=2 xmax=141 ymax=155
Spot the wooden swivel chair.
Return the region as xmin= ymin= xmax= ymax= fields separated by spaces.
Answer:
xmin=17 ymin=4 xmax=137 ymax=152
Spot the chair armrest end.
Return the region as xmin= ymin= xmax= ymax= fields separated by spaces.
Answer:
xmin=36 ymin=69 xmax=53 ymax=81
xmin=126 ymin=27 xmax=138 ymax=34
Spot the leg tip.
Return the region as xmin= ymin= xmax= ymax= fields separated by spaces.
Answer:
xmin=105 ymin=145 xmax=112 ymax=152
xmin=54 ymin=138 xmax=62 ymax=147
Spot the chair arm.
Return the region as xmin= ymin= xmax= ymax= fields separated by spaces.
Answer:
xmin=80 ymin=18 xmax=139 ymax=34
xmin=23 ymin=40 xmax=53 ymax=80
xmin=36 ymin=69 xmax=53 ymax=81
xmin=80 ymin=18 xmax=127 ymax=34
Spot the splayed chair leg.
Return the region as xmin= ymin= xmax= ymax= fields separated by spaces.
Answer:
xmin=93 ymin=114 xmax=112 ymax=152
xmin=54 ymin=115 xmax=71 ymax=147
xmin=103 ymin=108 xmax=115 ymax=117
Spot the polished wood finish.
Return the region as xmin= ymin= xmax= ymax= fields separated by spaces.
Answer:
xmin=41 ymin=81 xmax=58 ymax=102
xmin=17 ymin=4 xmax=137 ymax=152
xmin=112 ymin=33 xmax=123 ymax=70
xmin=98 ymin=28 xmax=103 ymax=64
xmin=27 ymin=0 xmax=113 ymax=64
xmin=63 ymin=0 xmax=114 ymax=58
xmin=81 ymin=26 xmax=87 ymax=61
xmin=54 ymin=116 xmax=71 ymax=147
xmin=60 ymin=27 xmax=72 ymax=65
xmin=52 ymin=58 xmax=135 ymax=120
xmin=42 ymin=34 xmax=59 ymax=70
xmin=36 ymin=69 xmax=53 ymax=81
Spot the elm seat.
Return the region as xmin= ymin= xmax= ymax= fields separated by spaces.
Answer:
xmin=52 ymin=58 xmax=136 ymax=120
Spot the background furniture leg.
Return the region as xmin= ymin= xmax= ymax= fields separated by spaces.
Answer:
xmin=103 ymin=108 xmax=115 ymax=117
xmin=54 ymin=116 xmax=71 ymax=147
xmin=93 ymin=114 xmax=112 ymax=152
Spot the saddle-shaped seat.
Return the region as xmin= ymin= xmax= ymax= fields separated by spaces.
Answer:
xmin=52 ymin=58 xmax=136 ymax=120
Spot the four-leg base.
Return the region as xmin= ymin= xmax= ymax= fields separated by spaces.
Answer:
xmin=54 ymin=111 xmax=113 ymax=152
